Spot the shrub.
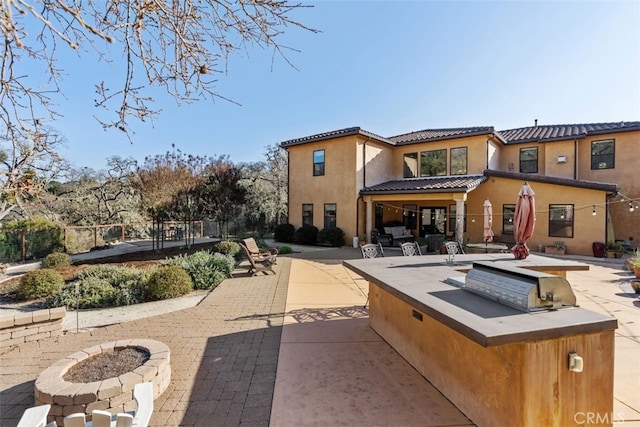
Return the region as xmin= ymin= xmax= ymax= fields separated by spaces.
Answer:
xmin=75 ymin=265 xmax=147 ymax=287
xmin=16 ymin=269 xmax=64 ymax=300
xmin=274 ymin=223 xmax=295 ymax=243
xmin=295 ymin=225 xmax=318 ymax=245
xmin=42 ymin=252 xmax=72 ymax=269
xmin=318 ymin=227 xmax=345 ymax=247
xmin=215 ymin=241 xmax=241 ymax=257
xmin=0 ymin=217 xmax=64 ymax=262
xmin=166 ymin=251 xmax=234 ymax=290
xmin=146 ymin=265 xmax=193 ymax=300
xmin=278 ymin=245 xmax=293 ymax=254
xmin=44 ymin=278 xmax=116 ymax=309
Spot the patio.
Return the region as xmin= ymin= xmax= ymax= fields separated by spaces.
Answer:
xmin=1 ymin=245 xmax=639 ymax=426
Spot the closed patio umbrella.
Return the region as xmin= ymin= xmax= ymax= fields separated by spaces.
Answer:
xmin=511 ymin=182 xmax=536 ymax=260
xmin=483 ymin=199 xmax=494 ymax=244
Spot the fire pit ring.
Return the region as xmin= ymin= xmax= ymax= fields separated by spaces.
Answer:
xmin=34 ymin=339 xmax=170 ymax=426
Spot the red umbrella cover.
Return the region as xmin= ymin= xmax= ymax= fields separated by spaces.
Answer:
xmin=511 ymin=183 xmax=536 ymax=260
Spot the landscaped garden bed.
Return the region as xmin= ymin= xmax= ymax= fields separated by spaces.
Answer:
xmin=0 ymin=240 xmax=239 ymax=311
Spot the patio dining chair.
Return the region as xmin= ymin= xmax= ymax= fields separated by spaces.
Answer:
xmin=400 ymin=241 xmax=422 ymax=256
xmin=360 ymin=243 xmax=384 ymax=259
xmin=360 ymin=243 xmax=384 ymax=308
xmin=445 ymin=241 xmax=464 ymax=264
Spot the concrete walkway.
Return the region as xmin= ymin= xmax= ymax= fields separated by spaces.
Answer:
xmin=1 ymin=246 xmax=639 ymax=426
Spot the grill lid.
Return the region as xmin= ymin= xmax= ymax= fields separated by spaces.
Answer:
xmin=461 ymin=261 xmax=577 ymax=312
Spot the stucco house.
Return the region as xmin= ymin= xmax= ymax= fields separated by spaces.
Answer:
xmin=280 ymin=121 xmax=639 ymax=256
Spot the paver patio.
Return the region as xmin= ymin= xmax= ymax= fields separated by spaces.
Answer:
xmin=1 ymin=246 xmax=639 ymax=426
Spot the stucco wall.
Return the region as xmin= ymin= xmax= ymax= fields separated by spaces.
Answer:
xmin=499 ymin=143 xmax=546 ymax=174
xmin=577 ymin=130 xmax=639 ymax=245
xmin=391 ymin=134 xmax=491 ymax=176
xmin=287 ymin=135 xmax=379 ymax=242
xmin=468 ymin=177 xmax=609 ymax=255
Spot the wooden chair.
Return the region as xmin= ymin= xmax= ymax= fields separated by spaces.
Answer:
xmin=240 ymin=243 xmax=275 ymax=276
xmin=243 ymin=237 xmax=278 ymax=263
xmin=400 ymin=241 xmax=422 ymax=256
xmin=17 ymin=404 xmax=51 ymax=427
xmin=62 ymin=382 xmax=153 ymax=427
xmin=132 ymin=381 xmax=153 ymax=427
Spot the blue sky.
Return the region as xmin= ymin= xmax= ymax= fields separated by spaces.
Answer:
xmin=48 ymin=1 xmax=640 ymax=170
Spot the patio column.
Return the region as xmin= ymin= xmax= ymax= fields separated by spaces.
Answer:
xmin=455 ymin=198 xmax=465 ymax=245
xmin=365 ymin=198 xmax=373 ymax=244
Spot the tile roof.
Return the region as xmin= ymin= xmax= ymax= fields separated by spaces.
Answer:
xmin=280 ymin=121 xmax=639 ymax=148
xmin=388 ymin=127 xmax=495 ymax=144
xmin=497 ymin=121 xmax=640 ymax=144
xmin=280 ymin=127 xmax=390 ymax=147
xmin=484 ymin=170 xmax=618 ymax=193
xmin=360 ymin=175 xmax=487 ymax=195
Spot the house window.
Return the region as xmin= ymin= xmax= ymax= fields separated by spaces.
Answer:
xmin=448 ymin=204 xmax=467 ymax=232
xmin=519 ymin=147 xmax=538 ymax=173
xmin=591 ymin=139 xmax=615 ymax=169
xmin=403 ymin=204 xmax=417 ymax=230
xmin=403 ymin=153 xmax=418 ymax=178
xmin=420 ymin=149 xmax=447 ymax=176
xmin=324 ymin=203 xmax=337 ymax=229
xmin=502 ymin=205 xmax=515 ymax=235
xmin=313 ymin=150 xmax=325 ymax=176
xmin=450 ymin=147 xmax=467 ymax=175
xmin=302 ymin=204 xmax=313 ymax=226
xmin=549 ymin=204 xmax=574 ymax=238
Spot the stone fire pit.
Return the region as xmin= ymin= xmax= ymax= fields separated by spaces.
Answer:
xmin=34 ymin=339 xmax=170 ymax=426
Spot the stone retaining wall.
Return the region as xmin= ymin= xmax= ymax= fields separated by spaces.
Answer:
xmin=0 ymin=307 xmax=66 ymax=350
xmin=34 ymin=339 xmax=170 ymax=426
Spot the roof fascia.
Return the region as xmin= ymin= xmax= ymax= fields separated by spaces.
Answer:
xmin=395 ymin=129 xmax=495 ymax=145
xmin=484 ymin=169 xmax=618 ymax=192
xmin=281 ymin=127 xmax=393 ymax=148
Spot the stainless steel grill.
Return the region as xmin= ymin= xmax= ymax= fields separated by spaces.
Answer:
xmin=462 ymin=261 xmax=577 ymax=312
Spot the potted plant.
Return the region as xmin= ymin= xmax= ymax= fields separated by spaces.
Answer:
xmin=626 ymin=249 xmax=640 ymax=272
xmin=606 ymin=241 xmax=623 ymax=258
xmin=545 ymin=241 xmax=566 ymax=255
xmin=633 ymin=258 xmax=640 ymax=279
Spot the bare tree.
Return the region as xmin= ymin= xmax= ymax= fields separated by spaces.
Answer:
xmin=0 ymin=129 xmax=68 ymax=221
xmin=1 ymin=0 xmax=317 ymax=143
xmin=32 ymin=156 xmax=142 ymax=226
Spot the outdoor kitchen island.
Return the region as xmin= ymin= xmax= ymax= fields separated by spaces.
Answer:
xmin=344 ymin=253 xmax=618 ymax=427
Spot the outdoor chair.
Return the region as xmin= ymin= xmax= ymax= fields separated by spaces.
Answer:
xmin=445 ymin=241 xmax=464 ymax=264
xmin=17 ymin=404 xmax=51 ymax=427
xmin=360 ymin=243 xmax=384 ymax=308
xmin=241 ymin=243 xmax=275 ymax=276
xmin=360 ymin=243 xmax=384 ymax=259
xmin=400 ymin=241 xmax=422 ymax=256
xmin=62 ymin=382 xmax=153 ymax=427
xmin=243 ymin=237 xmax=278 ymax=264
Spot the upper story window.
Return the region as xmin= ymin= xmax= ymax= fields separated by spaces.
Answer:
xmin=519 ymin=147 xmax=538 ymax=173
xmin=420 ymin=149 xmax=447 ymax=176
xmin=549 ymin=204 xmax=574 ymax=238
xmin=403 ymin=153 xmax=418 ymax=178
xmin=313 ymin=150 xmax=325 ymax=176
xmin=450 ymin=147 xmax=468 ymax=175
xmin=591 ymin=139 xmax=615 ymax=169
xmin=324 ymin=203 xmax=337 ymax=229
xmin=302 ymin=204 xmax=313 ymax=226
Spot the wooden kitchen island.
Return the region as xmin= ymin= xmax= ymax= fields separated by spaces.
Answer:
xmin=344 ymin=254 xmax=618 ymax=427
